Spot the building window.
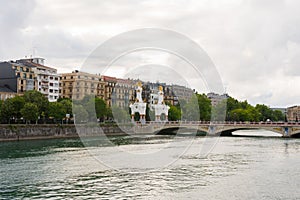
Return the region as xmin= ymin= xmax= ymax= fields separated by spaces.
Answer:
xmin=23 ymin=74 xmax=26 ymax=78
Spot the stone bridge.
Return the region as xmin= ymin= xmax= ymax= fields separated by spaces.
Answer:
xmin=132 ymin=121 xmax=300 ymax=137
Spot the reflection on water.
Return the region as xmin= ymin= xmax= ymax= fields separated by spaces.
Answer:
xmin=0 ymin=132 xmax=299 ymax=199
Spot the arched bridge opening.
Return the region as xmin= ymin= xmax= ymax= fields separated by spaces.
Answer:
xmin=155 ymin=127 xmax=208 ymax=136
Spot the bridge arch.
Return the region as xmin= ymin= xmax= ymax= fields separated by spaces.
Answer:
xmin=154 ymin=124 xmax=285 ymax=137
xmin=155 ymin=126 xmax=209 ymax=135
xmin=217 ymin=127 xmax=283 ymax=136
xmin=290 ymin=131 xmax=300 ymax=138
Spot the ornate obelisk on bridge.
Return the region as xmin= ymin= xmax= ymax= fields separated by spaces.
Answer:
xmin=152 ymin=86 xmax=170 ymax=122
xmin=129 ymin=82 xmax=147 ymax=124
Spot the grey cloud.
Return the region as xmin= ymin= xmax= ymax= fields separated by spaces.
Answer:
xmin=1 ymin=0 xmax=300 ymax=107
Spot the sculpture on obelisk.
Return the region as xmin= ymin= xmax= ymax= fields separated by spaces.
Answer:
xmin=152 ymin=86 xmax=170 ymax=122
xmin=129 ymin=82 xmax=147 ymax=124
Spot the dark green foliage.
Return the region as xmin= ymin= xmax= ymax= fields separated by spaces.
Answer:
xmin=0 ymin=90 xmax=286 ymax=123
xmin=1 ymin=98 xmax=14 ymax=123
xmin=168 ymin=105 xmax=181 ymax=121
xmin=48 ymin=102 xmax=66 ymax=120
xmin=73 ymin=104 xmax=88 ymax=124
xmin=21 ymin=103 xmax=39 ymax=123
xmin=23 ymin=90 xmax=49 ymax=116
xmin=181 ymin=95 xmax=200 ymax=121
xmin=111 ymin=105 xmax=130 ymax=123
xmin=197 ymin=94 xmax=212 ymax=121
xmin=11 ymin=96 xmax=25 ymax=118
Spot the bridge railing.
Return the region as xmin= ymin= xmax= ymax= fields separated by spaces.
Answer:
xmin=142 ymin=121 xmax=300 ymax=126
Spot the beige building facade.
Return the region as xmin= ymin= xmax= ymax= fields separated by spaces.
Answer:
xmin=60 ymin=70 xmax=104 ymax=100
xmin=287 ymin=106 xmax=300 ymax=122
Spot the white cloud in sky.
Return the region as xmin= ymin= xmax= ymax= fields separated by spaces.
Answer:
xmin=0 ymin=0 xmax=300 ymax=107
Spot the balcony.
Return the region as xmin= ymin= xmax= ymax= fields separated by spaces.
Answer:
xmin=41 ymin=78 xmax=49 ymax=82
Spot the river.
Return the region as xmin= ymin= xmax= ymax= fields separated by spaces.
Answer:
xmin=0 ymin=130 xmax=299 ymax=199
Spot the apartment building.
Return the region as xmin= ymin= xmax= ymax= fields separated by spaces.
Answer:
xmin=60 ymin=70 xmax=104 ymax=100
xmin=0 ymin=58 xmax=59 ymax=102
xmin=102 ymin=76 xmax=117 ymax=107
xmin=112 ymin=78 xmax=135 ymax=108
xmin=207 ymin=92 xmax=229 ymax=106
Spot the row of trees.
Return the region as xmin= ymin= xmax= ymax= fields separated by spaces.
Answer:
xmin=211 ymin=96 xmax=285 ymax=122
xmin=0 ymin=91 xmax=110 ymax=124
xmin=167 ymin=94 xmax=285 ymax=122
xmin=0 ymin=91 xmax=285 ymax=124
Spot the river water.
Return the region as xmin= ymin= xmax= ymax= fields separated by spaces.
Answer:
xmin=0 ymin=130 xmax=299 ymax=199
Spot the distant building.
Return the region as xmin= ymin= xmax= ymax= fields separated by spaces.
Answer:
xmin=112 ymin=78 xmax=135 ymax=108
xmin=141 ymin=82 xmax=194 ymax=106
xmin=207 ymin=92 xmax=229 ymax=106
xmin=0 ymin=86 xmax=16 ymax=100
xmin=143 ymin=81 xmax=165 ymax=106
xmin=165 ymin=84 xmax=194 ymax=105
xmin=102 ymin=76 xmax=117 ymax=107
xmin=60 ymin=70 xmax=103 ymax=100
xmin=0 ymin=58 xmax=59 ymax=102
xmin=287 ymin=106 xmax=300 ymax=122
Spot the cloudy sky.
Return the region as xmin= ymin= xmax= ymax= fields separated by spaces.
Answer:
xmin=1 ymin=0 xmax=300 ymax=107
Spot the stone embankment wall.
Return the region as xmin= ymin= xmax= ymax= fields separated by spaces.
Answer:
xmin=0 ymin=124 xmax=128 ymax=141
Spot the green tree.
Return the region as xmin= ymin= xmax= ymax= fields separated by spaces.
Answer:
xmin=48 ymin=102 xmax=65 ymax=121
xmin=95 ymin=97 xmax=107 ymax=119
xmin=229 ymin=109 xmax=247 ymax=121
xmin=168 ymin=105 xmax=181 ymax=121
xmin=272 ymin=110 xmax=285 ymax=122
xmin=59 ymin=99 xmax=72 ymax=115
xmin=78 ymin=96 xmax=108 ymax=122
xmin=196 ymin=94 xmax=211 ymax=121
xmin=182 ymin=95 xmax=200 ymax=121
xmin=73 ymin=104 xmax=88 ymax=124
xmin=211 ymin=100 xmax=227 ymax=121
xmin=21 ymin=103 xmax=39 ymax=124
xmin=0 ymin=100 xmax=3 ymax=122
xmin=11 ymin=96 xmax=25 ymax=119
xmin=111 ymin=105 xmax=130 ymax=123
xmin=23 ymin=91 xmax=49 ymax=116
xmin=255 ymin=104 xmax=273 ymax=121
xmin=1 ymin=98 xmax=14 ymax=123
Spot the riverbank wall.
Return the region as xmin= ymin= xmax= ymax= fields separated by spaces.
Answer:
xmin=0 ymin=124 xmax=129 ymax=142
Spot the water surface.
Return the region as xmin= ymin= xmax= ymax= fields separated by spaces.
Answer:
xmin=0 ymin=131 xmax=299 ymax=199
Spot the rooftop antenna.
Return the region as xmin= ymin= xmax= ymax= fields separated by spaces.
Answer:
xmin=32 ymin=45 xmax=37 ymax=57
